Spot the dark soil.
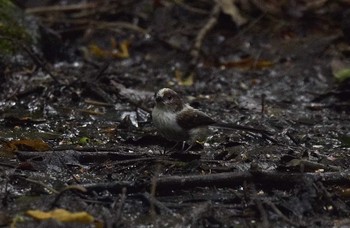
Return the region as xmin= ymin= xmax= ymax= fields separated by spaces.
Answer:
xmin=1 ymin=1 xmax=350 ymax=227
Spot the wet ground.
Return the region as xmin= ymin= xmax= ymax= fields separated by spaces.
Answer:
xmin=1 ymin=1 xmax=350 ymax=227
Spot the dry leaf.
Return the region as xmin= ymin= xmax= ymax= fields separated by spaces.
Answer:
xmin=175 ymin=69 xmax=194 ymax=86
xmin=115 ymin=40 xmax=130 ymax=58
xmin=2 ymin=139 xmax=50 ymax=153
xmin=221 ymin=57 xmax=273 ymax=70
xmin=27 ymin=209 xmax=94 ymax=224
xmin=216 ymin=0 xmax=247 ymax=26
xmin=88 ymin=39 xmax=130 ymax=59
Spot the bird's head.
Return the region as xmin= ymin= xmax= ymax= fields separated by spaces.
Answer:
xmin=154 ymin=88 xmax=184 ymax=112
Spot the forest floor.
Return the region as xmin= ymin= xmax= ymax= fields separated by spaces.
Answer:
xmin=1 ymin=1 xmax=350 ymax=227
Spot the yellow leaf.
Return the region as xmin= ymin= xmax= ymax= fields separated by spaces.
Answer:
xmin=26 ymin=209 xmax=94 ymax=224
xmin=175 ymin=69 xmax=194 ymax=86
xmin=114 ymin=40 xmax=130 ymax=58
xmin=8 ymin=139 xmax=50 ymax=151
xmin=217 ymin=0 xmax=247 ymax=26
xmin=1 ymin=139 xmax=50 ymax=155
xmin=88 ymin=39 xmax=130 ymax=59
xmin=88 ymin=44 xmax=108 ymax=58
xmin=221 ymin=57 xmax=273 ymax=70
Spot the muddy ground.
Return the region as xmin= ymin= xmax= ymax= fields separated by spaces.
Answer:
xmin=1 ymin=0 xmax=350 ymax=227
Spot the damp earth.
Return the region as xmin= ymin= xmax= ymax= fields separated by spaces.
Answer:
xmin=1 ymin=0 xmax=350 ymax=227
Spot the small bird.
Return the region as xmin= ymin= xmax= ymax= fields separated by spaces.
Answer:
xmin=152 ymin=88 xmax=271 ymax=151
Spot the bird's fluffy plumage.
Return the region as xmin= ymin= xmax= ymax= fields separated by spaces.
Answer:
xmin=152 ymin=88 xmax=272 ymax=147
xmin=152 ymin=88 xmax=213 ymax=144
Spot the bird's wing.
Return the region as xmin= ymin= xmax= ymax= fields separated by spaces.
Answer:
xmin=176 ymin=106 xmax=216 ymax=130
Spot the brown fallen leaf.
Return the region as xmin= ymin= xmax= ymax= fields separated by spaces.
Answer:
xmin=88 ymin=38 xmax=130 ymax=59
xmin=2 ymin=139 xmax=50 ymax=153
xmin=221 ymin=57 xmax=274 ymax=70
xmin=26 ymin=209 xmax=95 ymax=224
xmin=217 ymin=0 xmax=247 ymax=26
xmin=175 ymin=69 xmax=194 ymax=86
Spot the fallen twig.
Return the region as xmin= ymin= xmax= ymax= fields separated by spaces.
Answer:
xmin=249 ymin=183 xmax=269 ymax=228
xmin=82 ymin=170 xmax=350 ymax=194
xmin=16 ymin=150 xmax=149 ymax=163
xmin=174 ymin=0 xmax=209 ymax=15
xmin=190 ymin=3 xmax=221 ymax=66
xmin=26 ymin=2 xmax=97 ymax=14
xmin=14 ymin=175 xmax=59 ymax=194
xmin=115 ymin=187 xmax=127 ymax=223
xmin=264 ymin=200 xmax=301 ymax=226
xmin=140 ymin=192 xmax=174 ymax=215
xmin=51 ymin=185 xmax=87 ymax=209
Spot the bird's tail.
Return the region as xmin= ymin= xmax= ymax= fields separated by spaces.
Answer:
xmin=211 ymin=122 xmax=273 ymax=136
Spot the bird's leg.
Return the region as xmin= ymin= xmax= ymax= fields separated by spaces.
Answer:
xmin=163 ymin=142 xmax=179 ymax=154
xmin=181 ymin=141 xmax=186 ymax=151
xmin=161 ymin=145 xmax=166 ymax=155
xmin=183 ymin=143 xmax=194 ymax=153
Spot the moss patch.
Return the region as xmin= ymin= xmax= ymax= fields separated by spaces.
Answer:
xmin=0 ymin=0 xmax=33 ymax=54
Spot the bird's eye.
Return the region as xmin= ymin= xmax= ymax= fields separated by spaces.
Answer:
xmin=166 ymin=95 xmax=173 ymax=101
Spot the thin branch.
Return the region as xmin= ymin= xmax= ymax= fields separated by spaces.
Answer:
xmin=190 ymin=3 xmax=221 ymax=66
xmin=115 ymin=187 xmax=127 ymax=222
xmin=82 ymin=170 xmax=350 ymax=194
xmin=15 ymin=176 xmax=59 ymax=194
xmin=26 ymin=2 xmax=97 ymax=14
xmin=249 ymin=183 xmax=269 ymax=228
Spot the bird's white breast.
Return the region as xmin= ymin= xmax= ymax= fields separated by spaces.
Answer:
xmin=152 ymin=107 xmax=188 ymax=142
